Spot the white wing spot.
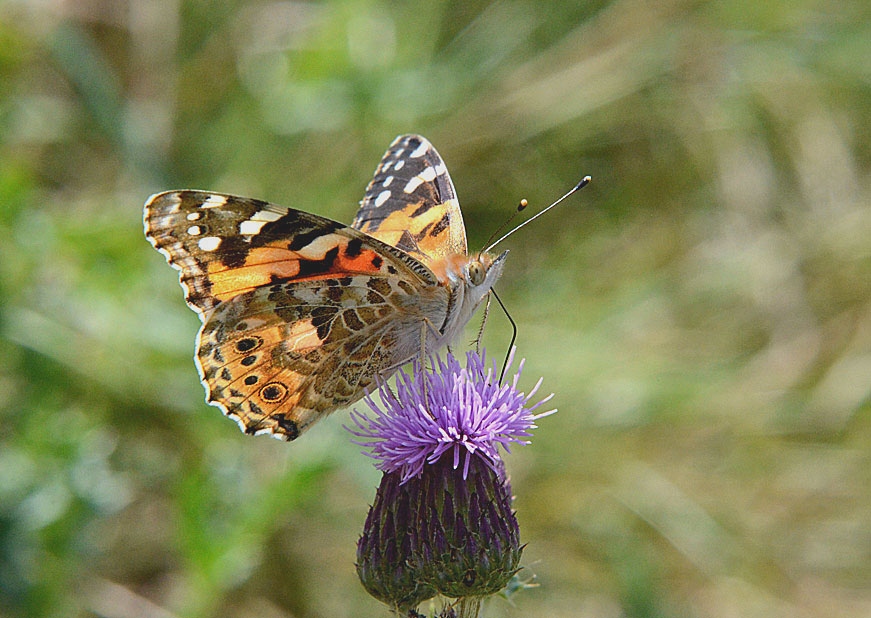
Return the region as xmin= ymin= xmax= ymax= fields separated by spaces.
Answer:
xmin=409 ymin=141 xmax=428 ymax=158
xmin=404 ymin=176 xmax=423 ymax=193
xmin=250 ymin=209 xmax=283 ymax=222
xmin=239 ymin=219 xmax=267 ymax=235
xmin=198 ymin=236 xmax=222 ymax=251
xmin=394 ymin=160 xmax=405 ymax=170
xmin=186 ymin=212 xmax=202 ymax=221
xmin=187 ymin=225 xmax=203 ymax=236
xmin=375 ymin=190 xmax=391 ymax=207
xmin=403 ymin=166 xmax=437 ymax=193
xmin=295 ymin=233 xmax=338 ymax=259
xmin=202 ymin=195 xmax=227 ymax=209
xmin=382 ymin=175 xmax=394 ymax=187
xmin=381 ymin=161 xmax=393 ymax=172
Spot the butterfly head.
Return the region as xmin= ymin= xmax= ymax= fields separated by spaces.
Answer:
xmin=464 ymin=249 xmax=509 ymax=305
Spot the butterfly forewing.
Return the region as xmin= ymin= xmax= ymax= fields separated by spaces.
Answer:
xmin=144 ymin=190 xmax=437 ymax=319
xmin=353 ymin=134 xmax=468 ymax=266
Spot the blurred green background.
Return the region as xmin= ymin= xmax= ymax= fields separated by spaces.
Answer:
xmin=2 ymin=0 xmax=870 ymax=616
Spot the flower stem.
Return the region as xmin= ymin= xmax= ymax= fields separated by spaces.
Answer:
xmin=456 ymin=597 xmax=482 ymax=618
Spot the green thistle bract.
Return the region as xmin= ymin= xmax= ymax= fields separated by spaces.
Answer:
xmin=356 ymin=472 xmax=437 ymax=613
xmin=411 ymin=456 xmax=521 ymax=598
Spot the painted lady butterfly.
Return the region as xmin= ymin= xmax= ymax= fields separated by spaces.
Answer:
xmin=144 ymin=135 xmax=507 ymax=441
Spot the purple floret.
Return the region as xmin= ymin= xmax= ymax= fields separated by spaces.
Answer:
xmin=347 ymin=348 xmax=555 ymax=483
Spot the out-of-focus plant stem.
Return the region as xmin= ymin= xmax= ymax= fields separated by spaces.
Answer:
xmin=456 ymin=597 xmax=482 ymax=618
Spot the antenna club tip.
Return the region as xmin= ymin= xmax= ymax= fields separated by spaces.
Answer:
xmin=575 ymin=176 xmax=592 ymax=190
xmin=518 ymin=198 xmax=528 ymax=211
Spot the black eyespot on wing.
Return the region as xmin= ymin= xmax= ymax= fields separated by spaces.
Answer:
xmin=235 ymin=337 xmax=262 ymax=353
xmin=260 ymin=382 xmax=288 ymax=403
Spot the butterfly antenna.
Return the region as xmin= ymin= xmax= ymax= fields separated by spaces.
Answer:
xmin=482 ymin=198 xmax=528 ymax=253
xmin=485 ymin=176 xmax=591 ymax=253
xmin=491 ymin=289 xmax=516 ymax=384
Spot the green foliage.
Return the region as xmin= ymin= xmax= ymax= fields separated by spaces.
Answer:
xmin=1 ymin=1 xmax=869 ymax=616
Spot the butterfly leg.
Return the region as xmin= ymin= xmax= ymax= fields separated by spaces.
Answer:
xmin=475 ymin=292 xmax=492 ymax=356
xmin=418 ymin=317 xmax=442 ymax=417
xmin=382 ymin=380 xmax=399 ymax=405
xmin=467 ymin=292 xmax=493 ymax=382
xmin=419 ymin=320 xmax=431 ymax=413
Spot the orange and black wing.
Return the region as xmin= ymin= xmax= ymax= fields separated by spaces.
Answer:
xmin=144 ymin=190 xmax=437 ymax=320
xmin=144 ymin=190 xmax=443 ymax=440
xmin=352 ymin=134 xmax=468 ymax=267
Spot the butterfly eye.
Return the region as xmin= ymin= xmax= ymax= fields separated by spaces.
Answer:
xmin=468 ymin=261 xmax=486 ymax=286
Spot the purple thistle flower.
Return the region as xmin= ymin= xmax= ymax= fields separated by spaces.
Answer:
xmin=348 ymin=348 xmax=555 ymax=483
xmin=354 ymin=348 xmax=554 ymax=613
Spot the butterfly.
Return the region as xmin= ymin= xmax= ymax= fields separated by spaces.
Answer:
xmin=144 ymin=135 xmax=508 ymax=441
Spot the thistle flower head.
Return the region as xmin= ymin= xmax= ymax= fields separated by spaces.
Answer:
xmin=354 ymin=348 xmax=554 ymax=612
xmin=348 ymin=348 xmax=555 ymax=483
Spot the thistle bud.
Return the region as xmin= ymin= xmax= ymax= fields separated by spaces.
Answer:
xmin=356 ymin=471 xmax=436 ymax=614
xmin=411 ymin=455 xmax=521 ymax=598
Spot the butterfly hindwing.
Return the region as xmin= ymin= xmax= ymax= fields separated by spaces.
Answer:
xmin=352 ymin=134 xmax=468 ymax=266
xmin=195 ymin=274 xmax=440 ymax=440
xmin=144 ymin=190 xmax=438 ymax=319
